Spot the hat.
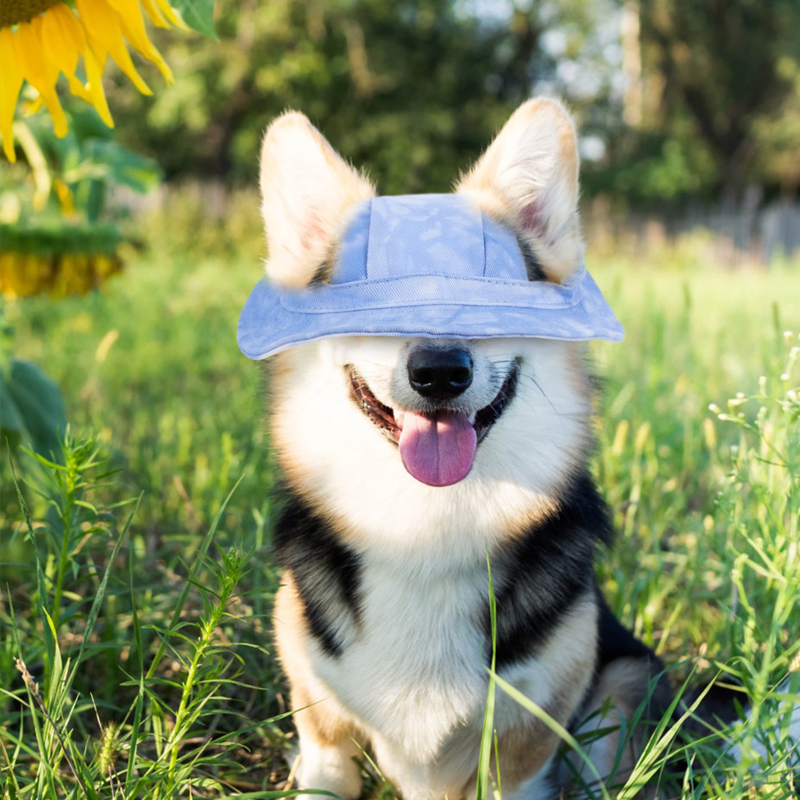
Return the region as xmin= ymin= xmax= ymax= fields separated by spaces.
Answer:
xmin=238 ymin=193 xmax=623 ymax=360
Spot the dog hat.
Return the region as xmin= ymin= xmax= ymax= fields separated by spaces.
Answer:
xmin=238 ymin=193 xmax=623 ymax=360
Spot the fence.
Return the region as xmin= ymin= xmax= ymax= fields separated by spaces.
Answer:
xmin=113 ymin=183 xmax=800 ymax=268
xmin=582 ymin=199 xmax=800 ymax=268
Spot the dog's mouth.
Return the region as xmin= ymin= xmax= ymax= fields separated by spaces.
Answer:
xmin=347 ymin=361 xmax=519 ymax=487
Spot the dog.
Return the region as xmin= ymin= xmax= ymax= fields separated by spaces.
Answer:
xmin=237 ymin=99 xmax=738 ymax=798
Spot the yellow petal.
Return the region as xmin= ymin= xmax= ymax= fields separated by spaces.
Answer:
xmin=26 ymin=96 xmax=44 ymax=114
xmin=76 ymin=0 xmax=153 ymax=95
xmin=0 ymin=29 xmax=24 ymax=162
xmin=152 ymin=0 xmax=190 ymax=30
xmin=65 ymin=73 xmax=92 ymax=102
xmin=120 ymin=15 xmax=174 ymax=82
xmin=108 ymin=0 xmax=174 ymax=83
xmin=83 ymin=47 xmax=114 ymax=127
xmin=15 ymin=20 xmax=68 ymax=138
xmin=139 ymin=0 xmax=170 ymax=29
xmin=47 ymin=5 xmax=115 ymax=127
xmin=53 ymin=178 xmax=76 ymax=214
xmin=41 ymin=3 xmax=83 ymax=78
xmin=41 ymin=7 xmax=89 ymax=108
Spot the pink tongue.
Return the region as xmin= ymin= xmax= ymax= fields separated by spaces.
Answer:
xmin=399 ymin=411 xmax=477 ymax=487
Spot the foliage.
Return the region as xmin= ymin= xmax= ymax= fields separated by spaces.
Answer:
xmin=619 ymin=0 xmax=800 ymax=201
xmin=0 ymin=104 xmax=160 ymax=455
xmin=96 ymin=0 xmax=800 ymax=206
xmin=1 ymin=232 xmax=799 ymax=795
xmin=708 ymin=338 xmax=800 ymax=772
xmin=2 ymin=104 xmax=161 ymax=226
xmin=171 ymin=0 xmax=218 ymax=40
xmin=1 ymin=434 xmax=284 ymax=798
xmin=109 ymin=0 xmax=568 ymax=190
xmin=0 ymin=357 xmax=66 ymax=460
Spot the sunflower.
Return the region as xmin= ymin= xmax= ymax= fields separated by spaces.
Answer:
xmin=0 ymin=221 xmax=123 ymax=298
xmin=0 ymin=0 xmax=188 ymax=163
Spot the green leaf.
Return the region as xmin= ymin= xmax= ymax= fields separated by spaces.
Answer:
xmin=172 ymin=0 xmax=218 ymax=39
xmin=76 ymin=140 xmax=162 ymax=195
xmin=0 ymin=368 xmax=25 ymax=435
xmin=2 ymin=359 xmax=66 ymax=459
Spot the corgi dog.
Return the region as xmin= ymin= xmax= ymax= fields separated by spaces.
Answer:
xmin=247 ymin=100 xmax=674 ymax=799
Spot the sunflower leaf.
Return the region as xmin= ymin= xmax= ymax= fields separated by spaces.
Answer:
xmin=172 ymin=0 xmax=218 ymax=40
xmin=1 ymin=359 xmax=67 ymax=460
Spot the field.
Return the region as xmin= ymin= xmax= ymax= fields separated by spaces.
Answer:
xmin=1 ymin=211 xmax=799 ymax=798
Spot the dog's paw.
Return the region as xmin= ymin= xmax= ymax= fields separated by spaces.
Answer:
xmin=297 ymin=739 xmax=362 ymax=800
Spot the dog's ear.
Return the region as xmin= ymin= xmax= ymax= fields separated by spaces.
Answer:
xmin=259 ymin=112 xmax=375 ymax=288
xmin=457 ymin=98 xmax=581 ymax=283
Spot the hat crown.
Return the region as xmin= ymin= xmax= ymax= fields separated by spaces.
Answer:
xmin=335 ymin=194 xmax=527 ymax=285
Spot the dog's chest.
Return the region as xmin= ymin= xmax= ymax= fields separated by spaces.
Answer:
xmin=315 ymin=558 xmax=489 ymax=760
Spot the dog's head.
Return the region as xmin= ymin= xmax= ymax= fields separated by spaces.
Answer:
xmin=257 ymin=101 xmax=594 ymax=553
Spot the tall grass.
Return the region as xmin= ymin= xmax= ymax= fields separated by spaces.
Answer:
xmin=1 ymin=435 xmax=292 ymax=798
xmin=1 ymin=225 xmax=799 ymax=796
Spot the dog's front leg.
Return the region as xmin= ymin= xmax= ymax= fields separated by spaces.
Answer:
xmin=294 ymin=720 xmax=362 ymax=799
xmin=274 ymin=579 xmax=363 ymax=798
xmin=463 ymin=725 xmax=561 ymax=800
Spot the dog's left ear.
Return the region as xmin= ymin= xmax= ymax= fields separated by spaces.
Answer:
xmin=259 ymin=112 xmax=375 ymax=288
xmin=457 ymin=98 xmax=581 ymax=283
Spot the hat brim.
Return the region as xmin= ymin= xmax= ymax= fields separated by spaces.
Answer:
xmin=237 ymin=268 xmax=623 ymax=361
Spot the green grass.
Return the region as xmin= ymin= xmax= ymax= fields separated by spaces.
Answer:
xmin=1 ymin=232 xmax=799 ymax=798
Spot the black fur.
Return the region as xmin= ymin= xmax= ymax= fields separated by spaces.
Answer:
xmin=274 ymin=492 xmax=362 ymax=657
xmin=276 ymin=472 xmax=661 ymax=691
xmin=595 ymin=592 xmax=657 ymax=670
xmin=309 ymin=261 xmax=332 ymax=285
xmin=487 ymin=472 xmax=613 ymax=669
xmin=594 ymin=590 xmax=674 ymax=726
xmin=515 ymin=236 xmax=547 ymax=282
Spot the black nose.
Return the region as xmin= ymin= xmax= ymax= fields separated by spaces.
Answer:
xmin=407 ymin=347 xmax=473 ymax=400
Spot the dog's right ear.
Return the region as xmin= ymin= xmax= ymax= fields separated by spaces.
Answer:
xmin=456 ymin=98 xmax=581 ymax=283
xmin=259 ymin=112 xmax=375 ymax=288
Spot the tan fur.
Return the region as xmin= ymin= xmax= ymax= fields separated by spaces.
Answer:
xmin=259 ymin=112 xmax=374 ymax=289
xmin=492 ymin=343 xmax=594 ymax=545
xmin=495 ymin=720 xmax=561 ymax=788
xmin=274 ymin=578 xmax=345 ymax=745
xmin=274 ymin=576 xmax=365 ymax=797
xmin=456 ymin=98 xmax=582 ymax=283
xmin=485 ymin=596 xmax=599 ymax=792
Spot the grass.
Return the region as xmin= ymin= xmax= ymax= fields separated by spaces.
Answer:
xmin=1 ymin=220 xmax=799 ymax=798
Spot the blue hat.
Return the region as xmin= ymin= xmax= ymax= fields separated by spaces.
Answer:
xmin=238 ymin=194 xmax=623 ymax=360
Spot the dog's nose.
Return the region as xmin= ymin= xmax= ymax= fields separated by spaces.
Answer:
xmin=407 ymin=347 xmax=473 ymax=400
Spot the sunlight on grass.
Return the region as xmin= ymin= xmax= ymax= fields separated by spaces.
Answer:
xmin=1 ymin=241 xmax=798 ymax=796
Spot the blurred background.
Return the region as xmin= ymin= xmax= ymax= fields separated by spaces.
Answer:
xmin=4 ymin=0 xmax=800 ymax=277
xmin=110 ymin=0 xmax=800 ymax=266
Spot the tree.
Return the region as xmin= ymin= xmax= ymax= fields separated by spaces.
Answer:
xmin=636 ymin=0 xmax=800 ymax=202
xmin=109 ymin=0 xmax=563 ymax=192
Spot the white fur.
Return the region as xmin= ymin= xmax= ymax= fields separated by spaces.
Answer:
xmin=295 ymin=581 xmax=597 ymax=800
xmin=297 ymin=737 xmax=363 ymax=800
xmin=273 ymin=335 xmax=591 ymax=567
xmin=456 ymin=98 xmax=582 ymax=282
xmin=259 ymin=112 xmax=374 ymax=288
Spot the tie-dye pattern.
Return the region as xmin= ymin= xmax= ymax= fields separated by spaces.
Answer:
xmin=238 ymin=194 xmax=623 ymax=361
